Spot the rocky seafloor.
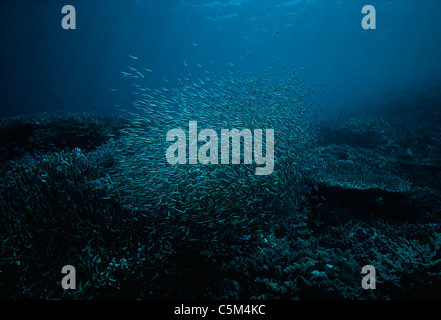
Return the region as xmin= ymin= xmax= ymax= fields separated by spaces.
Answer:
xmin=1 ymin=108 xmax=441 ymax=300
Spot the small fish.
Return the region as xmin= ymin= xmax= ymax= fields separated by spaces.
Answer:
xmin=272 ymin=26 xmax=279 ymax=34
xmin=108 ymin=88 xmax=118 ymax=92
xmin=129 ymin=54 xmax=139 ymax=60
xmin=191 ymin=42 xmax=198 ymax=47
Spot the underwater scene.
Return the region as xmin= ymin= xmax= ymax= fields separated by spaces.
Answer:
xmin=1 ymin=0 xmax=441 ymax=302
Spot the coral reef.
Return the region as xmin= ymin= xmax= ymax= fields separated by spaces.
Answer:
xmin=0 ymin=109 xmax=441 ymax=299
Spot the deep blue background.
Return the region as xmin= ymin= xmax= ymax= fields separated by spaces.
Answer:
xmin=1 ymin=0 xmax=440 ymax=118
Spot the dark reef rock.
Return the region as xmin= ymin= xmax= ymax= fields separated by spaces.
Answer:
xmin=0 ymin=112 xmax=128 ymax=163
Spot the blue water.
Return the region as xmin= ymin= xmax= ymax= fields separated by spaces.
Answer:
xmin=2 ymin=1 xmax=441 ymax=301
xmin=1 ymin=0 xmax=441 ymax=118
